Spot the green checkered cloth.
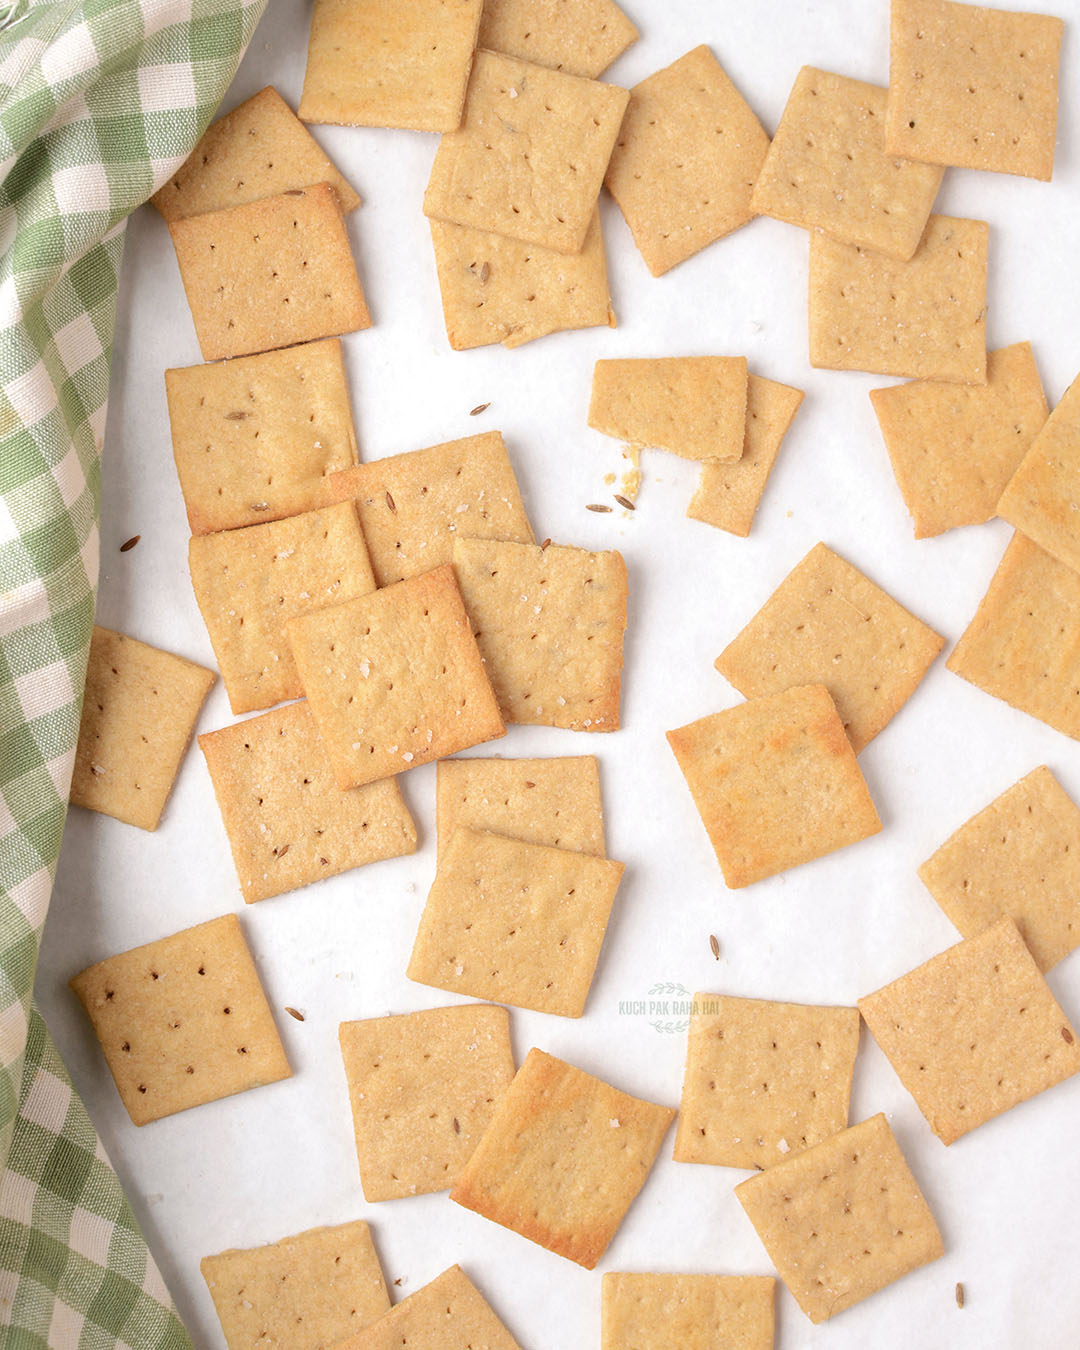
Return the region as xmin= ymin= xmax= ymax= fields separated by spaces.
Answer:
xmin=0 ymin=0 xmax=266 ymax=1342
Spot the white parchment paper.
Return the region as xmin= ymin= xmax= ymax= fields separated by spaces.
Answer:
xmin=37 ymin=1 xmax=1080 ymax=1345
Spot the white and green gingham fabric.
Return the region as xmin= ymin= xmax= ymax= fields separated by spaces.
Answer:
xmin=0 ymin=0 xmax=265 ymax=1342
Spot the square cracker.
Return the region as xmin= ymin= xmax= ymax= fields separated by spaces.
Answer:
xmin=70 ymin=626 xmax=215 ymax=832
xmin=286 ymin=563 xmax=505 ymax=789
xmin=604 ymin=46 xmax=770 ymax=277
xmin=809 ymin=214 xmax=988 ymax=384
xmin=602 ymin=1273 xmax=775 ymax=1350
xmin=423 ymin=50 xmax=629 ymax=255
xmin=687 ymin=375 xmax=804 ymax=537
xmin=589 ymin=357 xmax=749 ymax=463
xmin=436 ymin=755 xmax=605 ymax=865
xmin=886 ymin=0 xmax=1064 ymax=181
xmin=151 ymin=86 xmax=360 ymax=222
xmin=299 ymin=0 xmax=483 ymax=132
xmin=338 ymin=1003 xmax=515 ymax=1201
xmin=451 ymin=537 xmax=627 ymax=731
xmin=327 ymin=432 xmax=533 ymax=586
xmin=858 ymin=917 xmax=1080 ymax=1144
xmin=735 ymin=1113 xmax=943 ymax=1323
xmin=408 ymin=826 xmax=624 ymax=1017
xmin=169 ymin=184 xmax=370 ymax=362
xmin=334 ymin=1266 xmax=522 ymax=1350
xmin=667 ymin=685 xmax=882 ymax=889
xmin=918 ymin=765 xmax=1080 ymax=973
xmin=450 ymin=1048 xmax=674 ymax=1269
xmin=429 ymin=211 xmax=615 ymax=350
xmin=199 ymin=701 xmax=417 ymax=905
xmin=997 ymin=371 xmax=1080 ymax=575
xmin=69 ymin=914 xmax=291 ymax=1126
xmin=750 ymin=67 xmax=943 ymax=261
xmin=201 ymin=1218 xmax=389 ymax=1350
xmin=715 ymin=541 xmax=944 ymax=752
xmin=165 ymin=338 xmax=359 ymax=535
xmin=189 ymin=502 xmax=377 ymax=715
xmin=870 ymin=341 xmax=1048 ymax=539
xmin=946 ymin=531 xmax=1080 ymax=741
xmin=478 ymin=0 xmax=638 ymax=79
xmin=674 ymin=994 xmax=859 ymax=1170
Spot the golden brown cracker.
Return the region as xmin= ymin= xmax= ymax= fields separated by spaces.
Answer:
xmin=436 ymin=755 xmax=605 ymax=865
xmin=674 ymin=994 xmax=859 ymax=1170
xmin=333 ymin=1266 xmax=522 ymax=1350
xmin=450 ymin=1048 xmax=674 ymax=1269
xmin=589 ymin=356 xmax=749 ymax=463
xmin=996 ymin=371 xmax=1080 ymax=575
xmin=299 ymin=0 xmax=484 ymax=132
xmin=287 ymin=563 xmax=505 ymax=789
xmin=201 ymin=1219 xmax=389 ymax=1350
xmin=946 ymin=532 xmax=1080 ymax=741
xmin=69 ymin=915 xmax=291 ymax=1126
xmin=918 ymin=766 xmax=1080 ymax=973
xmin=424 ymin=50 xmax=629 ymax=255
xmin=188 ymin=502 xmax=376 ymax=715
xmin=327 ymin=432 xmax=533 ymax=586
xmin=429 ymin=211 xmax=615 ymax=350
xmin=338 ymin=1004 xmax=515 ymax=1201
xmin=871 ymin=342 xmax=1048 ymax=538
xmin=687 ymin=375 xmax=804 ymax=537
xmin=602 ymin=1273 xmax=775 ymax=1350
xmin=169 ymin=184 xmax=370 ymax=362
xmin=451 ymin=537 xmax=627 ymax=731
xmin=152 ymin=86 xmax=360 ymax=221
xmin=886 ymin=0 xmax=1064 ymax=181
xmin=199 ymin=701 xmax=417 ymax=905
xmin=735 ymin=1113 xmax=943 ymax=1323
xmin=407 ymin=826 xmax=624 ymax=1017
xmin=165 ymin=338 xmax=359 ymax=536
xmin=666 ymin=685 xmax=882 ymax=888
xmin=715 ymin=541 xmax=944 ymax=752
xmin=70 ymin=626 xmax=215 ymax=832
xmin=477 ymin=0 xmax=638 ymax=78
xmin=605 ymin=45 xmax=770 ymax=277
xmin=751 ymin=66 xmax=943 ymax=260
xmin=859 ymin=918 xmax=1080 ymax=1144
xmin=809 ymin=214 xmax=988 ymax=383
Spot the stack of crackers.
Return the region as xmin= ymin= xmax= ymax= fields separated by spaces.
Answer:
xmin=59 ymin=0 xmax=1080 ymax=1345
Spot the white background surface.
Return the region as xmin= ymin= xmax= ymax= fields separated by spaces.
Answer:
xmin=35 ymin=0 xmax=1080 ymax=1345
